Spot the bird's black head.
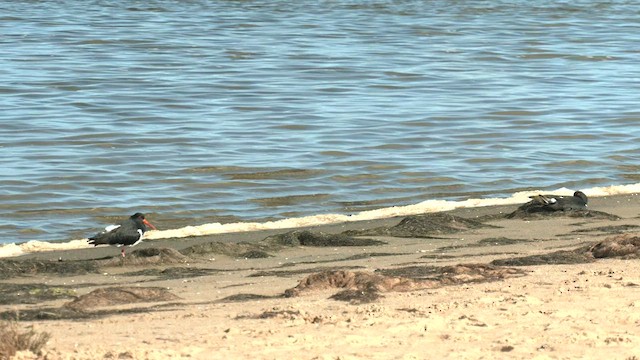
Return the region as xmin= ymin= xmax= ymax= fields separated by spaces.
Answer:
xmin=130 ymin=213 xmax=157 ymax=231
xmin=573 ymin=191 xmax=588 ymax=204
xmin=130 ymin=213 xmax=146 ymax=220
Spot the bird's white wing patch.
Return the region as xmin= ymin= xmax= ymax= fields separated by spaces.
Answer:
xmin=105 ymin=224 xmax=121 ymax=232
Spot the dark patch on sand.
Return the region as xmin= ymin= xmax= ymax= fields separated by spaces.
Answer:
xmin=235 ymin=309 xmax=329 ymax=323
xmin=436 ymin=237 xmax=534 ymax=252
xmin=96 ymin=248 xmax=190 ymax=267
xmin=475 ymin=213 xmax=510 ymax=222
xmin=330 ymin=289 xmax=382 ymax=304
xmin=570 ymin=224 xmax=640 ymax=235
xmin=377 ymin=263 xmax=527 ymax=283
xmin=492 ymin=234 xmax=640 ymax=266
xmin=0 ymin=302 xmax=182 ymax=322
xmin=121 ymin=266 xmax=219 ymax=280
xmin=589 ymin=234 xmax=640 ymax=259
xmin=344 ymin=213 xmax=496 ymax=238
xmin=478 ymin=237 xmax=533 ymax=246
xmin=491 ymin=249 xmax=594 ymax=266
xmin=239 ymin=250 xmax=272 ymax=258
xmin=65 ymin=286 xmax=181 ymax=312
xmin=235 ymin=309 xmax=302 ymax=320
xmin=218 ymin=293 xmax=281 ymax=303
xmin=250 ymin=265 xmax=365 ymax=278
xmin=283 ymin=270 xmax=405 ymax=298
xmin=505 ymin=202 xmax=621 ymax=220
xmin=261 ymin=230 xmax=386 ymax=247
xmin=342 ymin=252 xmax=405 ymax=261
xmin=0 ymin=287 xmax=186 ymax=321
xmin=284 ymin=264 xmax=525 ymax=301
xmin=0 ymin=307 xmax=89 ymax=321
xmin=180 ymin=241 xmax=271 ymax=258
xmin=418 ymin=254 xmax=458 ymax=260
xmin=277 ymin=253 xmax=405 ymax=268
xmin=180 ymin=230 xmax=385 ymax=259
xmin=420 ymin=252 xmax=521 ymax=260
xmin=0 ymin=283 xmax=77 ymax=305
xmin=0 ymin=259 xmax=99 ymax=279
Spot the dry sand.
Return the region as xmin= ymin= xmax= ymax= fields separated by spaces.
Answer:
xmin=2 ymin=194 xmax=640 ymax=359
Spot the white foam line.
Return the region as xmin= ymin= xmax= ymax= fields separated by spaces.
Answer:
xmin=2 ymin=183 xmax=639 ymax=258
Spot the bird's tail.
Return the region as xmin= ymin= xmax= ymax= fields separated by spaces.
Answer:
xmin=87 ymin=235 xmax=108 ymax=246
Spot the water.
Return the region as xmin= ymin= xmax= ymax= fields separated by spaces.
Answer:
xmin=2 ymin=1 xmax=640 ymax=247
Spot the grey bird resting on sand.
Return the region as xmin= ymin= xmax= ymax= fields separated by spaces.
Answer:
xmin=528 ymin=191 xmax=588 ymax=211
xmin=88 ymin=213 xmax=157 ymax=257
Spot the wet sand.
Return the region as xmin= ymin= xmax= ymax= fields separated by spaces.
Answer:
xmin=2 ymin=194 xmax=640 ymax=359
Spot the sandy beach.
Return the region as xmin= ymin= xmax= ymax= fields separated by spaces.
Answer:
xmin=2 ymin=193 xmax=640 ymax=359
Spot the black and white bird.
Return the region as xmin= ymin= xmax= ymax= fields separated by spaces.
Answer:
xmin=88 ymin=213 xmax=157 ymax=257
xmin=528 ymin=191 xmax=588 ymax=211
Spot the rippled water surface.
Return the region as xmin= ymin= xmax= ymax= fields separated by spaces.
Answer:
xmin=2 ymin=1 xmax=640 ymax=244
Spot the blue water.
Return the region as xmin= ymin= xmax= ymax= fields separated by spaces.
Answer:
xmin=1 ymin=1 xmax=640 ymax=244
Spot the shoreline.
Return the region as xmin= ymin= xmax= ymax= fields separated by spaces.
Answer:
xmin=3 ymin=182 xmax=640 ymax=259
xmin=11 ymin=191 xmax=638 ymax=262
xmin=1 ymin=192 xmax=639 ymax=358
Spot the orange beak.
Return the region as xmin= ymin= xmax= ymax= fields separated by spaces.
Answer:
xmin=143 ymin=219 xmax=157 ymax=230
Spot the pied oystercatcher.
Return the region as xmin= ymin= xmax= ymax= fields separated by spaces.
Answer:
xmin=529 ymin=191 xmax=588 ymax=211
xmin=88 ymin=213 xmax=157 ymax=257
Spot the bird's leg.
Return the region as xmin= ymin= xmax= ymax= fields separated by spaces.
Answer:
xmin=121 ymin=247 xmax=126 ymax=257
